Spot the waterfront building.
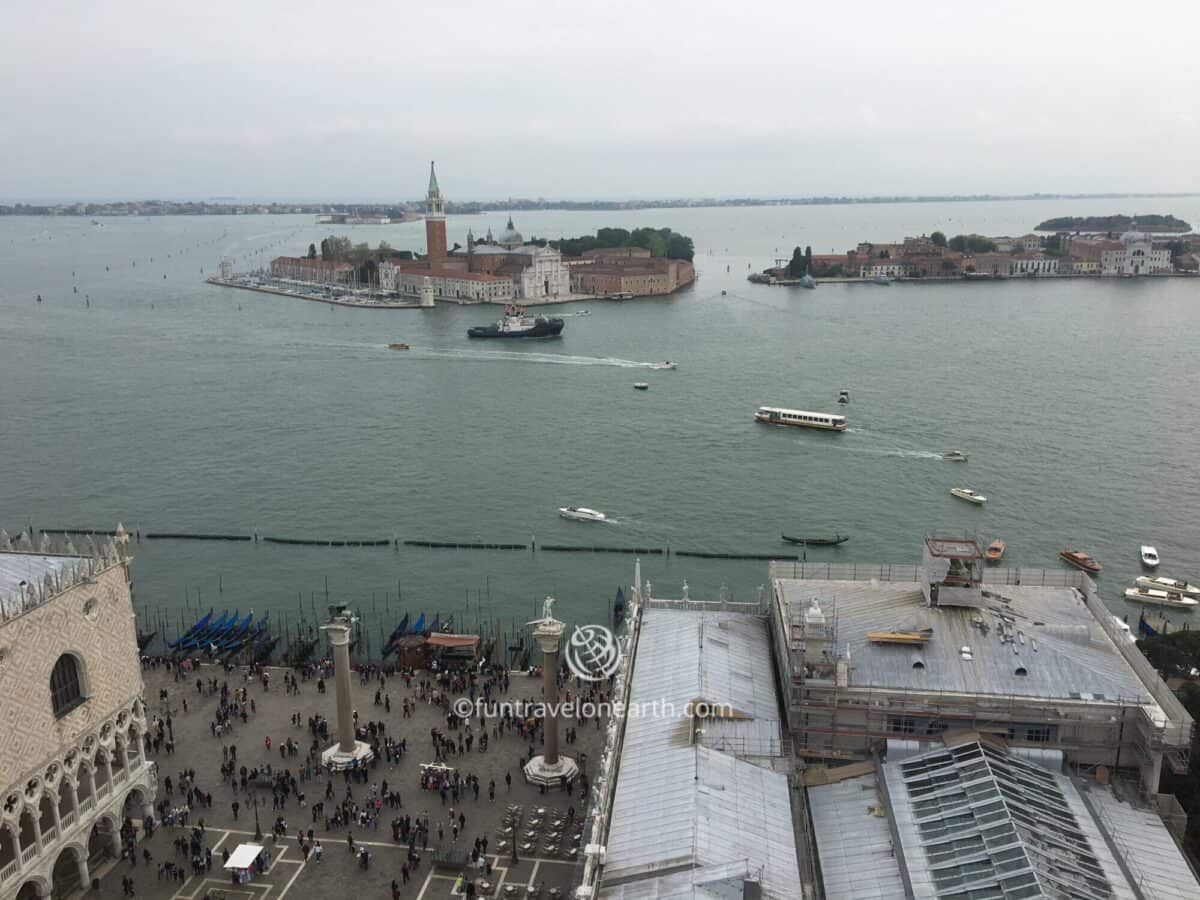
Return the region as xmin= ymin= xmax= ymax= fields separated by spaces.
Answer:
xmin=1009 ymin=254 xmax=1059 ymax=276
xmin=269 ymin=256 xmax=353 ymax=284
xmin=859 ymin=259 xmax=914 ymax=279
xmin=0 ymin=532 xmax=156 ymax=900
xmin=768 ymin=537 xmax=1194 ymax=792
xmin=569 ymin=247 xmax=695 ymax=296
xmin=1100 ymin=230 xmax=1172 ymax=276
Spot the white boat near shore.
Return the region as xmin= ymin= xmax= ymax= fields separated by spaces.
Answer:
xmin=1135 ymin=575 xmax=1200 ymax=598
xmin=559 ymin=506 xmax=608 ymax=523
xmin=1124 ymin=586 xmax=1198 ymax=610
xmin=1140 ymin=545 xmax=1159 ymax=567
xmin=950 ymin=487 xmax=986 ymax=504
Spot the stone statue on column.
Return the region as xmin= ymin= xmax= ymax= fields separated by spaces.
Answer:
xmin=522 ymin=597 xmax=580 ymax=787
xmin=319 ymin=605 xmax=374 ymax=770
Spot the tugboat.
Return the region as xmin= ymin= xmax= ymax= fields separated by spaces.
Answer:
xmin=468 ymin=304 xmax=564 ymax=339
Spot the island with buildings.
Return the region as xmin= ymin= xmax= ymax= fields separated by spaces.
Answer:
xmin=211 ymin=163 xmax=695 ymax=307
xmin=757 ymin=220 xmax=1200 ymax=284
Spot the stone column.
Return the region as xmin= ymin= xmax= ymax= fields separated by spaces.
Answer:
xmin=319 ymin=608 xmax=373 ymax=770
xmin=522 ymin=603 xmax=579 ymax=787
xmin=537 ymin=626 xmax=562 ymax=767
xmin=325 ymin=621 xmax=356 ymax=753
xmin=75 ymin=853 xmax=90 ymax=890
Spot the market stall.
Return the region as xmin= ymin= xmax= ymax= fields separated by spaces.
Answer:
xmin=223 ymin=842 xmax=267 ymax=885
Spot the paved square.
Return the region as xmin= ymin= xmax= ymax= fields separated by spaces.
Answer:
xmin=83 ymin=659 xmax=605 ymax=900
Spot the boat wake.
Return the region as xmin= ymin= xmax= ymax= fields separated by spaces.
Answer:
xmin=394 ymin=348 xmax=663 ymax=369
xmin=802 ymin=439 xmax=944 ymax=461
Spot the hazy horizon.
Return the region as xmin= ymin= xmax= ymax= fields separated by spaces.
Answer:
xmin=4 ymin=0 xmax=1198 ymax=202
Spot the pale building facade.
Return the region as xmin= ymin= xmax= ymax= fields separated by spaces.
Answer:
xmin=512 ymin=245 xmax=571 ymax=300
xmin=1101 ymin=231 xmax=1172 ymax=276
xmin=0 ymin=533 xmax=156 ymax=900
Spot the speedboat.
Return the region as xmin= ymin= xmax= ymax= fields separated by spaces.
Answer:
xmin=950 ymin=488 xmax=986 ymax=504
xmin=633 ymin=382 xmax=649 ymax=391
xmin=1124 ymin=587 xmax=1197 ymax=610
xmin=799 ymin=274 xmax=816 ymax=289
xmin=941 ymin=450 xmax=968 ymax=461
xmin=649 ymin=362 xmax=677 ymax=370
xmin=1060 ymin=549 xmax=1102 ymax=574
xmin=837 ymin=390 xmax=849 ymax=404
xmin=559 ymin=506 xmax=607 ymax=523
xmin=1140 ymin=545 xmax=1159 ymax=567
xmin=1135 ymin=575 xmax=1200 ymax=598
xmin=388 ymin=342 xmax=410 ymax=351
xmin=985 ymin=539 xmax=1005 ymax=562
xmin=872 ymin=274 xmax=891 ymax=285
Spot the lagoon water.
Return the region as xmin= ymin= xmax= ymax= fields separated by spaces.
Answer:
xmin=2 ymin=198 xmax=1199 ymax=650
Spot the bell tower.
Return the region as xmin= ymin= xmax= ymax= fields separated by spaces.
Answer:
xmin=425 ymin=160 xmax=447 ymax=261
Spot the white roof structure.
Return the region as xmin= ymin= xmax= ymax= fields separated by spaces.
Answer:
xmin=599 ymin=608 xmax=799 ymax=899
xmin=808 ymin=767 xmax=905 ymax=900
xmin=223 ymin=843 xmax=264 ymax=871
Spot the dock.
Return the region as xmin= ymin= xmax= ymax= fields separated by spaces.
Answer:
xmin=205 ymin=277 xmax=425 ymax=309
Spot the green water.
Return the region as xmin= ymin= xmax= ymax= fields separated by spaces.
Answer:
xmin=3 ymin=201 xmax=1199 ymax=649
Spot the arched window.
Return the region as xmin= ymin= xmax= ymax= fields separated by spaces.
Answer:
xmin=50 ymin=655 xmax=84 ymax=717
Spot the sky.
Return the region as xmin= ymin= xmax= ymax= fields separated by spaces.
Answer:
xmin=2 ymin=0 xmax=1198 ymax=202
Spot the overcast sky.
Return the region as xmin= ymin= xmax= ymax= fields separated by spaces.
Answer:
xmin=3 ymin=0 xmax=1197 ymax=202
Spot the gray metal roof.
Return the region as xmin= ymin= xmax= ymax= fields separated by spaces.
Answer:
xmin=600 ymin=608 xmax=799 ymax=899
xmin=1080 ymin=784 xmax=1200 ymax=900
xmin=808 ymin=771 xmax=906 ymax=899
xmin=0 ymin=552 xmax=81 ymax=618
xmin=776 ymin=578 xmax=1155 ymax=706
xmin=885 ymin=740 xmax=1116 ymax=899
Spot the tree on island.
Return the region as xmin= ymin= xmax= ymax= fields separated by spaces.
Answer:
xmin=552 ymin=227 xmax=694 ymax=262
xmin=307 ymin=243 xmax=317 ymax=259
xmin=948 ymin=234 xmax=997 ymax=254
xmin=787 ymin=247 xmax=805 ymax=277
xmin=931 ymin=231 xmax=947 ymax=248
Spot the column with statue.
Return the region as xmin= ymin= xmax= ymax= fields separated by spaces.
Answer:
xmin=523 ymin=597 xmax=580 ymax=787
xmin=319 ymin=605 xmax=374 ymax=770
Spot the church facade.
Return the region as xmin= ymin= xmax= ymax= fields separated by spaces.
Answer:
xmin=377 ymin=165 xmax=569 ymax=304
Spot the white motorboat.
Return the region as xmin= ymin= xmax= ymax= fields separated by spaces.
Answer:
xmin=1140 ymin=545 xmax=1159 ymax=567
xmin=950 ymin=488 xmax=986 ymax=505
xmin=633 ymin=382 xmax=649 ymax=391
xmin=649 ymin=362 xmax=676 ymax=370
xmin=941 ymin=450 xmax=968 ymax=462
xmin=559 ymin=506 xmax=608 ymax=523
xmin=1124 ymin=587 xmax=1198 ymax=610
xmin=1135 ymin=575 xmax=1200 ymax=598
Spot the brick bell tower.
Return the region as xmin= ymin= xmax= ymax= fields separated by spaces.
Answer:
xmin=425 ymin=160 xmax=447 ymax=261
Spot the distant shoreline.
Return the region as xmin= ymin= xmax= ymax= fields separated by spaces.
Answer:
xmin=5 ymin=192 xmax=1200 ymax=217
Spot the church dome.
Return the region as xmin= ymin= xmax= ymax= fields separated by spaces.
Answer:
xmin=1120 ymin=229 xmax=1148 ymax=244
xmin=498 ymin=216 xmax=524 ymax=246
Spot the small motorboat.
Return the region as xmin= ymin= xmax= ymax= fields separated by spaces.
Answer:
xmin=720 ymin=290 xmax=727 ymax=295
xmin=872 ymin=274 xmax=892 ymax=285
xmin=837 ymin=390 xmax=849 ymax=404
xmin=633 ymin=382 xmax=649 ymax=391
xmin=941 ymin=450 xmax=968 ymax=462
xmin=781 ymin=533 xmax=849 ymax=546
xmin=950 ymin=488 xmax=986 ymax=504
xmin=650 ymin=362 xmax=677 ymax=370
xmin=559 ymin=506 xmax=608 ymax=523
xmin=1060 ymin=549 xmax=1102 ymax=574
xmin=1140 ymin=545 xmax=1159 ymax=567
xmin=1123 ymin=587 xmax=1197 ymax=610
xmin=1135 ymin=575 xmax=1200 ymax=598
xmin=388 ymin=342 xmax=410 ymax=350
xmin=799 ymin=274 xmax=816 ymax=289
xmin=985 ymin=539 xmax=1005 ymax=562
